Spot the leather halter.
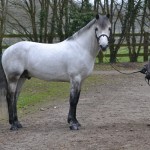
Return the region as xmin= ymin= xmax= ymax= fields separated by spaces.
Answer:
xmin=95 ymin=28 xmax=110 ymax=42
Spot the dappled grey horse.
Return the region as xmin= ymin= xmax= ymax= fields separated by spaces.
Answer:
xmin=1 ymin=14 xmax=111 ymax=130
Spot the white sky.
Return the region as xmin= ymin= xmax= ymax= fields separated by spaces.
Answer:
xmin=76 ymin=0 xmax=106 ymax=5
xmin=89 ymin=0 xmax=94 ymax=4
xmin=78 ymin=0 xmax=122 ymax=4
xmin=75 ymin=0 xmax=95 ymax=4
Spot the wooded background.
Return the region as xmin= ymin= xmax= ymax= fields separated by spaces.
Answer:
xmin=0 ymin=0 xmax=150 ymax=63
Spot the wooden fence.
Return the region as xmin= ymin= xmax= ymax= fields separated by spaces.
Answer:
xmin=2 ymin=32 xmax=150 ymax=62
xmin=98 ymin=32 xmax=150 ymax=62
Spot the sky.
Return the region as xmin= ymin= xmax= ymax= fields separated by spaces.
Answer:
xmin=76 ymin=0 xmax=105 ymax=5
xmin=78 ymin=0 xmax=122 ymax=4
xmin=75 ymin=0 xmax=94 ymax=4
xmin=89 ymin=0 xmax=94 ymax=4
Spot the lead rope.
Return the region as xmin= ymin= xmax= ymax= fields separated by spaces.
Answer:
xmin=104 ymin=55 xmax=141 ymax=75
xmin=103 ymin=54 xmax=150 ymax=86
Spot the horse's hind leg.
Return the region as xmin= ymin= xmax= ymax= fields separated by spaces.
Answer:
xmin=7 ymin=76 xmax=26 ymax=130
xmin=13 ymin=78 xmax=26 ymax=129
xmin=68 ymin=78 xmax=82 ymax=130
xmin=7 ymin=78 xmax=19 ymax=130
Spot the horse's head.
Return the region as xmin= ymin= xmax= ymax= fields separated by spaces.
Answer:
xmin=95 ymin=14 xmax=111 ymax=51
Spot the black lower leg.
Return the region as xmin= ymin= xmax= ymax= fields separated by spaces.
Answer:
xmin=68 ymin=90 xmax=81 ymax=130
xmin=6 ymin=91 xmax=13 ymax=125
xmin=14 ymin=94 xmax=22 ymax=129
xmin=7 ymin=91 xmax=21 ymax=130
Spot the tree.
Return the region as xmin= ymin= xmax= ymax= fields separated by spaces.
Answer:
xmin=0 ymin=0 xmax=8 ymax=120
xmin=8 ymin=0 xmax=50 ymax=42
xmin=0 ymin=0 xmax=8 ymax=53
xmin=97 ymin=0 xmax=149 ymax=63
xmin=68 ymin=0 xmax=94 ymax=37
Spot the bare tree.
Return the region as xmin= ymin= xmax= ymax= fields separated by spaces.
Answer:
xmin=96 ymin=0 xmax=149 ymax=63
xmin=8 ymin=0 xmax=71 ymax=42
xmin=0 ymin=0 xmax=8 ymax=120
xmin=0 ymin=0 xmax=8 ymax=52
xmin=8 ymin=0 xmax=52 ymax=42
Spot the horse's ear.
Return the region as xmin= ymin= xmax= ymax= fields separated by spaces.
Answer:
xmin=96 ymin=14 xmax=99 ymax=20
xmin=106 ymin=14 xmax=110 ymax=18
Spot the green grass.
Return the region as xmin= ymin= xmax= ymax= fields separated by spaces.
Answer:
xmin=18 ymin=80 xmax=71 ymax=116
xmin=115 ymin=47 xmax=144 ymax=62
xmin=18 ymin=79 xmax=70 ymax=109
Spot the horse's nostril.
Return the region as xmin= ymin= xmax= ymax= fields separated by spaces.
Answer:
xmin=100 ymin=45 xmax=103 ymax=49
xmin=100 ymin=45 xmax=108 ymax=51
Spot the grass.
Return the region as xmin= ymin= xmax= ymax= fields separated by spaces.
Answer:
xmin=114 ymin=47 xmax=144 ymax=62
xmin=96 ymin=47 xmax=149 ymax=63
xmin=18 ymin=79 xmax=70 ymax=114
xmin=19 ymin=79 xmax=70 ymax=107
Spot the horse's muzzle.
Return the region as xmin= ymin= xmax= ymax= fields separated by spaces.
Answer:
xmin=100 ymin=45 xmax=108 ymax=51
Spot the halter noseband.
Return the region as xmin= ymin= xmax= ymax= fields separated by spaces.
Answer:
xmin=95 ymin=28 xmax=110 ymax=42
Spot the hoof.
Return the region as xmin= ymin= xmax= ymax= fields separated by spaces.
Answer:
xmin=77 ymin=122 xmax=81 ymax=127
xmin=10 ymin=125 xmax=18 ymax=131
xmin=10 ymin=122 xmax=23 ymax=131
xmin=16 ymin=122 xmax=23 ymax=128
xmin=69 ymin=123 xmax=79 ymax=130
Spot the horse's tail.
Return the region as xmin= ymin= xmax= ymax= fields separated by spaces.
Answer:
xmin=0 ymin=54 xmax=8 ymax=120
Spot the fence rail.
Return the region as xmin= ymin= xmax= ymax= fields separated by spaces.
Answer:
xmin=2 ymin=33 xmax=150 ymax=62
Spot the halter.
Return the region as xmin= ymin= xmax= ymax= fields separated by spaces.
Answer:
xmin=95 ymin=28 xmax=110 ymax=42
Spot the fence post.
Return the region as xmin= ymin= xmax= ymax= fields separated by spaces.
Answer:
xmin=144 ymin=32 xmax=149 ymax=62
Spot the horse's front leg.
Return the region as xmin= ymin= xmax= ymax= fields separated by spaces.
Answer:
xmin=12 ymin=78 xmax=26 ymax=129
xmin=68 ymin=80 xmax=81 ymax=130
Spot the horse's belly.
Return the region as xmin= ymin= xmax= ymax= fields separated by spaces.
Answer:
xmin=28 ymin=66 xmax=70 ymax=82
xmin=33 ymin=74 xmax=69 ymax=82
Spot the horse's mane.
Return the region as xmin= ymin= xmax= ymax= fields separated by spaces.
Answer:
xmin=67 ymin=19 xmax=96 ymax=41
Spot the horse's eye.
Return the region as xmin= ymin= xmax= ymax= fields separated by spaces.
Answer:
xmin=109 ymin=28 xmax=111 ymax=31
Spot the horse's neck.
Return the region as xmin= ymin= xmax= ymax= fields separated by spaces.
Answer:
xmin=75 ymin=26 xmax=99 ymax=58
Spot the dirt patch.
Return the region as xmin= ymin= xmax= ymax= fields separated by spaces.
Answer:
xmin=1 ymin=68 xmax=150 ymax=150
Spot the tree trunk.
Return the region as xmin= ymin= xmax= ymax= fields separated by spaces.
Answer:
xmin=48 ymin=0 xmax=57 ymax=43
xmin=0 ymin=54 xmax=8 ymax=120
